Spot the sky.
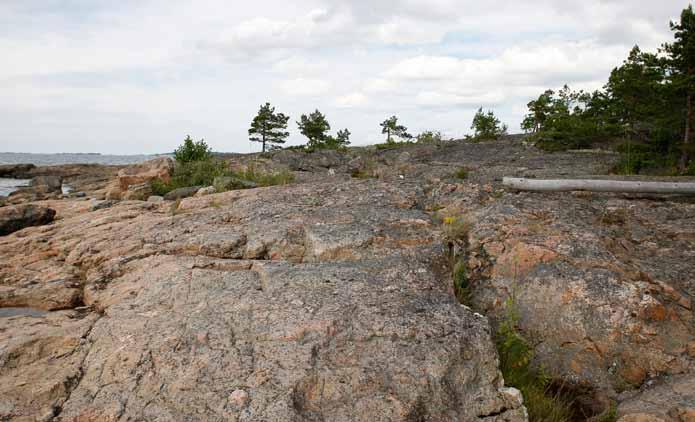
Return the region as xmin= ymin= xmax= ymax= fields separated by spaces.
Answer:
xmin=0 ymin=0 xmax=689 ymax=154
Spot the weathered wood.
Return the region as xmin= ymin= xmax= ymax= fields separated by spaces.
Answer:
xmin=503 ymin=177 xmax=695 ymax=195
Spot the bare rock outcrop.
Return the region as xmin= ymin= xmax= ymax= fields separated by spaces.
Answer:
xmin=439 ymin=190 xmax=695 ymax=412
xmin=0 ymin=179 xmax=527 ymax=421
xmin=104 ymin=157 xmax=173 ymax=200
xmin=617 ymin=374 xmax=695 ymax=421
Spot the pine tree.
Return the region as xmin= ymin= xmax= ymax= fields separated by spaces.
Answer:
xmin=471 ymin=108 xmax=507 ymax=140
xmin=380 ymin=116 xmax=411 ymax=143
xmin=664 ymin=5 xmax=695 ymax=172
xmin=248 ymin=102 xmax=290 ymax=152
xmin=297 ymin=110 xmax=331 ymax=149
xmin=521 ymin=90 xmax=555 ymax=133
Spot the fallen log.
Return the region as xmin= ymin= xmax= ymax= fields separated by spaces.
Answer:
xmin=503 ymin=177 xmax=695 ymax=195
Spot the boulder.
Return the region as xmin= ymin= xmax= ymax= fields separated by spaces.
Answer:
xmin=117 ymin=157 xmax=174 ymax=191
xmin=147 ymin=195 xmax=164 ymax=203
xmin=121 ymin=182 xmax=152 ymax=201
xmin=213 ymin=176 xmax=258 ymax=192
xmin=195 ymin=186 xmax=216 ymax=197
xmin=0 ymin=204 xmax=56 ymax=236
xmin=163 ymin=186 xmax=202 ymax=201
xmin=31 ymin=175 xmax=63 ymax=195
xmin=0 ymin=163 xmax=36 ymax=178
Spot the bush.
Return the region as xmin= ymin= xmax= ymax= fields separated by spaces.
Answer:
xmin=151 ymin=159 xmax=293 ymax=195
xmin=612 ymin=140 xmax=682 ymax=175
xmin=416 ymin=131 xmax=444 ymax=144
xmin=374 ymin=140 xmax=415 ymax=150
xmin=443 ymin=216 xmax=471 ymax=242
xmin=453 ymin=167 xmax=468 ymax=180
xmin=174 ymin=135 xmax=213 ymax=163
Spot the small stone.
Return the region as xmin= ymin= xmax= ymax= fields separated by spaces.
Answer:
xmin=196 ymin=332 xmax=209 ymax=344
xmin=228 ymin=389 xmax=249 ymax=408
xmin=91 ymin=200 xmax=115 ymax=211
xmin=687 ymin=341 xmax=695 ymax=358
xmin=147 ymin=196 xmax=164 ymax=203
xmin=500 ymin=386 xmax=524 ymax=406
xmin=195 ymin=186 xmax=216 ymax=197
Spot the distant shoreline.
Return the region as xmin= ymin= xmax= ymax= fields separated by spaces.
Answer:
xmin=0 ymin=152 xmax=164 ymax=167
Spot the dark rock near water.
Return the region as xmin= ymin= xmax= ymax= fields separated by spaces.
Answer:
xmin=31 ymin=175 xmax=63 ymax=195
xmin=0 ymin=204 xmax=56 ymax=236
xmin=0 ymin=163 xmax=36 ymax=178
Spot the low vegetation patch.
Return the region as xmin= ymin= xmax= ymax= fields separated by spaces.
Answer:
xmin=453 ymin=167 xmax=468 ymax=180
xmin=230 ymin=163 xmax=295 ymax=187
xmin=442 ymin=216 xmax=471 ymax=241
xmin=152 ymin=137 xmax=294 ymax=196
xmin=441 ymin=214 xmax=579 ymax=422
xmin=496 ymin=295 xmax=575 ymax=422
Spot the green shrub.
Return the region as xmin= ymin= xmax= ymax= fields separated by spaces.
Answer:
xmin=173 ymin=135 xmax=213 ymax=163
xmin=151 ymin=159 xmax=293 ymax=195
xmin=416 ymin=131 xmax=444 ymax=144
xmin=596 ymin=403 xmax=617 ymax=422
xmin=686 ymin=161 xmax=695 ymax=176
xmin=374 ymin=140 xmax=415 ymax=150
xmin=443 ymin=216 xmax=471 ymax=242
xmin=453 ymin=261 xmax=471 ymax=305
xmin=453 ymin=167 xmax=468 ymax=180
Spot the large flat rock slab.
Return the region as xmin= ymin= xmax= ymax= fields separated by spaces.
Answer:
xmin=0 ymin=180 xmax=527 ymax=421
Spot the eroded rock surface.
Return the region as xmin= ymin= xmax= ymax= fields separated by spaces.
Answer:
xmin=0 ymin=178 xmax=526 ymax=421
xmin=3 ymin=138 xmax=695 ymax=420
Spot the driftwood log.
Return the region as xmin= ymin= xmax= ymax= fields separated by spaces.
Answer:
xmin=503 ymin=177 xmax=695 ymax=195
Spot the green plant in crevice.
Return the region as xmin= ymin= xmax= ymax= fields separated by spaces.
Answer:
xmin=596 ymin=403 xmax=618 ymax=422
xmin=496 ymin=293 xmax=575 ymax=422
xmin=452 ymin=261 xmax=472 ymax=305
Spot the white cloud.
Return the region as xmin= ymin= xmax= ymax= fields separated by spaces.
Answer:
xmin=335 ymin=92 xmax=369 ymax=107
xmin=0 ymin=0 xmax=688 ymax=153
xmin=281 ymin=78 xmax=332 ymax=96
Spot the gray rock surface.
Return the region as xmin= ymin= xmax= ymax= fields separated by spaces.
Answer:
xmin=213 ymin=176 xmax=258 ymax=191
xmin=0 ymin=177 xmax=527 ymax=421
xmin=163 ymin=185 xmax=202 ymax=201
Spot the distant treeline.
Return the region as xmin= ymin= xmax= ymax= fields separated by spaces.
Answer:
xmin=522 ymin=5 xmax=695 ymax=175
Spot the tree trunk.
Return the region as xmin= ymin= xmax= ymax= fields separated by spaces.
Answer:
xmin=262 ymin=133 xmax=266 ymax=153
xmin=503 ymin=177 xmax=695 ymax=195
xmin=680 ymin=93 xmax=692 ymax=173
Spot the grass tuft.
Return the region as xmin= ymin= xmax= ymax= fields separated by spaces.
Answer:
xmin=453 ymin=167 xmax=468 ymax=180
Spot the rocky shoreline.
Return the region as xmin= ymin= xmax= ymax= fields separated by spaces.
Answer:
xmin=0 ymin=138 xmax=693 ymax=421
